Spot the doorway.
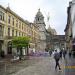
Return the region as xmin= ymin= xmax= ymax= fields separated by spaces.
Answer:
xmin=7 ymin=41 xmax=12 ymax=54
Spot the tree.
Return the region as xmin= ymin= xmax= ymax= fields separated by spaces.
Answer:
xmin=12 ymin=36 xmax=30 ymax=48
xmin=12 ymin=36 xmax=30 ymax=59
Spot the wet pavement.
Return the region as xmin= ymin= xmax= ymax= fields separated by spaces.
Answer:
xmin=65 ymin=55 xmax=75 ymax=75
xmin=0 ymin=56 xmax=41 ymax=75
xmin=11 ymin=56 xmax=65 ymax=75
xmin=0 ymin=53 xmax=75 ymax=75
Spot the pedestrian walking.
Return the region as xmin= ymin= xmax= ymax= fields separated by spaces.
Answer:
xmin=59 ymin=50 xmax=63 ymax=59
xmin=49 ymin=50 xmax=52 ymax=56
xmin=63 ymin=50 xmax=67 ymax=59
xmin=69 ymin=50 xmax=72 ymax=58
xmin=53 ymin=50 xmax=61 ymax=70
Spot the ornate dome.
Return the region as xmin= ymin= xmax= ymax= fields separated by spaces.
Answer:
xmin=47 ymin=25 xmax=57 ymax=35
xmin=35 ymin=9 xmax=44 ymax=18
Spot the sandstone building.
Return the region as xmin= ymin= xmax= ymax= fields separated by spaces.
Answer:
xmin=0 ymin=5 xmax=40 ymax=55
xmin=34 ymin=9 xmax=46 ymax=51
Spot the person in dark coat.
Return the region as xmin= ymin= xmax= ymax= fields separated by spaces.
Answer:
xmin=49 ymin=50 xmax=52 ymax=56
xmin=69 ymin=50 xmax=72 ymax=58
xmin=54 ymin=50 xmax=61 ymax=70
xmin=59 ymin=50 xmax=63 ymax=59
xmin=63 ymin=50 xmax=67 ymax=59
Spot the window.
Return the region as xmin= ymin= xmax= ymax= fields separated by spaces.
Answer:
xmin=12 ymin=17 xmax=14 ymax=25
xmin=12 ymin=29 xmax=14 ymax=36
xmin=16 ymin=31 xmax=17 ymax=36
xmin=19 ymin=22 xmax=21 ymax=28
xmin=22 ymin=23 xmax=23 ymax=30
xmin=73 ymin=14 xmax=75 ymax=24
xmin=0 ymin=12 xmax=2 ymax=20
xmin=38 ymin=18 xmax=39 ymax=21
xmin=0 ymin=11 xmax=4 ymax=21
xmin=16 ymin=20 xmax=18 ymax=27
xmin=0 ymin=26 xmax=2 ymax=36
xmin=8 ymin=16 xmax=11 ymax=24
xmin=22 ymin=33 xmax=23 ymax=36
xmin=24 ymin=26 xmax=26 ymax=31
xmin=19 ymin=32 xmax=20 ymax=36
xmin=8 ymin=28 xmax=10 ymax=36
xmin=2 ymin=13 xmax=4 ymax=21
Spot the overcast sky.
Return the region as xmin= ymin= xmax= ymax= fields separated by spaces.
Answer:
xmin=0 ymin=0 xmax=72 ymax=35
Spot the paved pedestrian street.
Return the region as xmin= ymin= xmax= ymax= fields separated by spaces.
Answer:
xmin=65 ymin=55 xmax=75 ymax=75
xmin=11 ymin=56 xmax=65 ymax=75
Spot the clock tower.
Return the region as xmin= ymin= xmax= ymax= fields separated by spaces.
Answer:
xmin=34 ymin=9 xmax=46 ymax=51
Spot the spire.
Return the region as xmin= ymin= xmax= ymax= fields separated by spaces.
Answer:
xmin=8 ymin=3 xmax=9 ymax=7
xmin=7 ymin=3 xmax=10 ymax=10
xmin=48 ymin=25 xmax=51 ymax=30
xmin=38 ymin=8 xmax=40 ymax=12
xmin=47 ymin=12 xmax=50 ymax=22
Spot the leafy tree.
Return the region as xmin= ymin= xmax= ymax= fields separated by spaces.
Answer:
xmin=12 ymin=36 xmax=30 ymax=58
xmin=12 ymin=36 xmax=30 ymax=48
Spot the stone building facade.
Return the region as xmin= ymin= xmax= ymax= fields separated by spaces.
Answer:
xmin=70 ymin=0 xmax=75 ymax=51
xmin=34 ymin=9 xmax=46 ymax=51
xmin=64 ymin=0 xmax=75 ymax=57
xmin=47 ymin=25 xmax=57 ymax=35
xmin=64 ymin=0 xmax=75 ymax=51
xmin=0 ymin=5 xmax=40 ymax=55
xmin=46 ymin=25 xmax=57 ymax=50
xmin=51 ymin=35 xmax=65 ymax=50
xmin=64 ymin=2 xmax=72 ymax=51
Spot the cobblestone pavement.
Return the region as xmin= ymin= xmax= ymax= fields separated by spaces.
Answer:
xmin=11 ymin=56 xmax=65 ymax=75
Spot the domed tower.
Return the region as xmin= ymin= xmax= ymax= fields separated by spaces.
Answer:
xmin=34 ymin=9 xmax=46 ymax=51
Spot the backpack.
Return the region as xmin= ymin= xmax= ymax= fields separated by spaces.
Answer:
xmin=54 ymin=52 xmax=60 ymax=60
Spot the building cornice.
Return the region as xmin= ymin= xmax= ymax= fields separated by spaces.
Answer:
xmin=6 ymin=8 xmax=30 ymax=25
xmin=0 ymin=5 xmax=30 ymax=25
xmin=0 ymin=5 xmax=6 ymax=11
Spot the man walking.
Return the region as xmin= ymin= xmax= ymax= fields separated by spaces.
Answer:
xmin=59 ymin=50 xmax=63 ymax=59
xmin=49 ymin=50 xmax=52 ymax=56
xmin=54 ymin=50 xmax=61 ymax=70
xmin=63 ymin=50 xmax=67 ymax=59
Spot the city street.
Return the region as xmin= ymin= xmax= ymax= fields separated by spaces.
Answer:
xmin=65 ymin=55 xmax=75 ymax=75
xmin=0 ymin=53 xmax=75 ymax=75
xmin=11 ymin=56 xmax=65 ymax=75
xmin=0 ymin=0 xmax=75 ymax=75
